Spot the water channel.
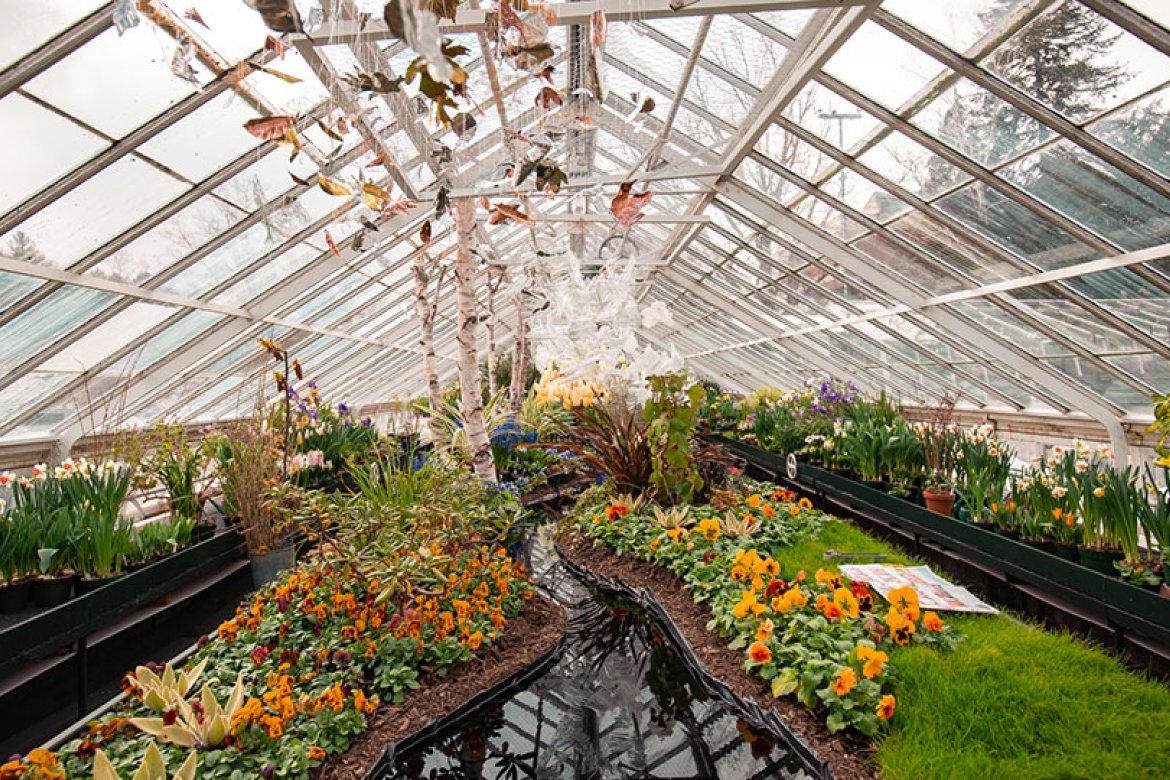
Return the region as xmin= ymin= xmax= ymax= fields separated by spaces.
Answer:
xmin=373 ymin=531 xmax=816 ymax=780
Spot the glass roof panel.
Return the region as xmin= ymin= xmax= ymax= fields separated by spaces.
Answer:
xmin=24 ymin=25 xmax=215 ymax=139
xmin=0 ymin=0 xmax=105 ymax=70
xmin=137 ymin=91 xmax=265 ymax=182
xmin=1088 ymin=84 xmax=1170 ymax=178
xmin=883 ymin=0 xmax=1032 ymax=54
xmin=0 ymin=93 xmax=109 ymax=215
xmin=983 ymin=2 xmax=1169 ymax=123
xmin=0 ymin=286 xmax=115 ymax=370
xmin=822 ymin=21 xmax=947 ymax=112
xmin=1 ymin=154 xmax=189 ymax=270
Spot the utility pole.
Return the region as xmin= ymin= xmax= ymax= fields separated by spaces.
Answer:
xmin=818 ymin=111 xmax=861 ymax=239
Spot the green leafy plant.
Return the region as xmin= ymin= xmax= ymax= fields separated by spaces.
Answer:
xmin=643 ymin=373 xmax=706 ymax=506
xmin=93 ymin=744 xmax=197 ymax=780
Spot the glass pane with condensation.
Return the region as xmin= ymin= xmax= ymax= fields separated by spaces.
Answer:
xmin=0 ymin=373 xmax=74 ymax=432
xmin=0 ymin=271 xmax=45 ymax=314
xmin=138 ymin=90 xmax=265 ymax=183
xmin=999 ymin=139 xmax=1170 ymax=252
xmin=984 ymin=2 xmax=1169 ymax=123
xmin=823 ymin=21 xmax=947 ymax=112
xmin=935 ymin=181 xmax=1100 ymax=269
xmin=86 ymin=194 xmax=248 ymax=284
xmin=24 ymin=25 xmax=214 ymax=139
xmin=36 ymin=302 xmax=175 ymax=373
xmin=1088 ymin=84 xmax=1170 ymax=179
xmin=883 ymin=0 xmax=1033 ymax=54
xmin=0 ymin=0 xmax=105 ymax=70
xmin=0 ymin=286 xmax=114 ymax=371
xmin=0 ymin=154 xmax=189 ymax=269
xmin=0 ymin=93 xmax=108 ymax=215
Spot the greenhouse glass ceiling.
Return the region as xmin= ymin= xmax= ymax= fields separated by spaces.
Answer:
xmin=1 ymin=0 xmax=1168 ymax=460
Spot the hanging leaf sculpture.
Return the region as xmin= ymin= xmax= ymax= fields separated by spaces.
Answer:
xmin=277 ymin=127 xmax=302 ymax=162
xmin=450 ymin=112 xmax=477 ymax=140
xmin=361 ymin=182 xmax=392 ymax=211
xmin=536 ymin=65 xmax=556 ymax=84
xmin=360 ymin=216 xmax=381 ymax=232
xmin=344 ymin=71 xmax=404 ymax=94
xmin=264 ymin=35 xmax=288 ymax=58
xmin=255 ymin=64 xmax=302 ymax=83
xmin=420 ymin=221 xmax=433 ymax=245
xmin=325 ymin=230 xmax=341 ymax=257
xmin=243 ymin=115 xmax=297 ymax=141
xmin=170 ymin=39 xmax=199 ymax=84
xmin=535 ymin=86 xmax=563 ymax=109
xmin=249 ymin=0 xmax=301 ymax=33
xmin=426 ymin=0 xmax=460 ymax=21
xmin=318 ymin=174 xmax=353 ymax=197
xmin=184 ymin=8 xmax=210 ymax=29
xmin=487 ymin=202 xmax=534 ymax=226
xmin=289 ymin=172 xmax=312 ymax=187
xmin=352 ymin=231 xmax=366 ymax=252
xmin=434 ymin=186 xmax=450 ymax=219
xmin=383 ymin=199 xmax=418 ymax=218
xmin=366 ymin=153 xmax=386 ymax=168
xmin=610 ymin=181 xmax=653 ymax=228
xmin=224 ymin=61 xmax=252 ymax=86
xmin=640 ymin=96 xmax=656 ymax=113
xmin=113 ymin=0 xmax=140 ymax=35
xmin=535 ymin=163 xmax=568 ymax=192
xmin=316 ymin=120 xmax=343 ymax=143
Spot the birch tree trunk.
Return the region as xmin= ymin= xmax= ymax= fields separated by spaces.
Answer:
xmin=412 ymin=252 xmax=445 ymax=444
xmin=453 ymin=198 xmax=497 ymax=483
xmin=509 ymin=298 xmax=529 ymax=417
xmin=486 ymin=267 xmax=501 ymax=399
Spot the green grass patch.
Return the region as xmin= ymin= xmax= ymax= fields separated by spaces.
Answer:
xmin=778 ymin=519 xmax=1170 ymax=779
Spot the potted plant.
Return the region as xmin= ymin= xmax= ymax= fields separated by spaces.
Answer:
xmin=65 ymin=461 xmax=135 ymax=593
xmin=214 ymin=417 xmax=293 ymax=588
xmin=954 ymin=425 xmax=1014 ymax=525
xmin=144 ymin=423 xmax=214 ymax=541
xmin=0 ymin=495 xmax=37 ymax=612
xmin=1081 ymin=465 xmax=1136 ymax=576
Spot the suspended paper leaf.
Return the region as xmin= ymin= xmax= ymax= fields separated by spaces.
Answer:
xmin=434 ymin=186 xmax=449 ymax=219
xmin=498 ymin=2 xmax=524 ymax=32
xmin=508 ymin=42 xmax=555 ymax=70
xmin=184 ymin=8 xmax=210 ymax=29
xmin=291 ymin=359 xmax=303 ymax=381
xmin=264 ymin=35 xmax=289 ymax=59
xmin=360 ymin=217 xmax=381 ymax=232
xmin=427 ymin=0 xmax=459 ymax=21
xmin=514 ymin=152 xmax=546 ymax=187
xmin=535 ymin=86 xmax=562 ymax=109
xmin=352 ymin=231 xmax=366 ymax=252
xmin=318 ymin=174 xmax=353 ymax=197
xmin=383 ymin=0 xmax=406 ymax=39
xmin=488 ymin=203 xmax=534 ymax=226
xmin=225 ymin=61 xmax=253 ymax=86
xmin=113 ymin=0 xmax=140 ymax=35
xmin=251 ymin=0 xmax=300 ymax=33
xmin=640 ymin=96 xmax=656 ymax=113
xmin=361 ymin=182 xmax=391 ymax=210
xmin=479 ymin=196 xmax=490 ymax=210
xmin=325 ymin=230 xmax=341 ymax=256
xmin=366 ymin=153 xmax=386 ymax=168
xmin=316 ymin=119 xmax=343 ymax=142
xmin=450 ymin=112 xmax=477 ymax=140
xmin=278 ymin=127 xmax=302 ymax=162
xmin=382 ymin=199 xmax=417 ymax=218
xmin=610 ymin=181 xmax=653 ymax=228
xmin=420 ymin=221 xmax=432 ymax=245
xmin=535 ymin=163 xmax=568 ymax=192
xmin=536 ymin=65 xmax=556 ymax=84
xmin=289 ymin=172 xmax=313 ymax=187
xmin=255 ymin=64 xmax=303 ymax=83
xmin=534 ymin=3 xmax=559 ymax=25
xmin=243 ymin=115 xmax=297 ymax=141
xmin=344 ymin=71 xmax=403 ymax=94
xmin=590 ymin=9 xmax=606 ymax=51
xmin=170 ymin=39 xmax=199 ymax=84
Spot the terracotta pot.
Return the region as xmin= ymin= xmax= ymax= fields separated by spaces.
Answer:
xmin=922 ymin=489 xmax=957 ymax=517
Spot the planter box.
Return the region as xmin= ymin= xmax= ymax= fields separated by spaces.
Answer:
xmin=0 ymin=531 xmax=245 ymax=680
xmin=706 ymin=435 xmax=1170 ymax=649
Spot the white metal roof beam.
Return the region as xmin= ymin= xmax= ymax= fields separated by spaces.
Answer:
xmin=301 ymin=0 xmax=871 ymax=43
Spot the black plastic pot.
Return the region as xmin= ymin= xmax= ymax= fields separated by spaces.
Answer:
xmin=1052 ymin=542 xmax=1080 ymax=563
xmin=1024 ymin=537 xmax=1056 ymax=555
xmin=1079 ymin=547 xmax=1125 ymax=576
xmin=75 ymin=573 xmax=125 ymax=595
xmin=31 ymin=575 xmax=75 ymax=608
xmin=0 ymin=580 xmax=31 ymax=613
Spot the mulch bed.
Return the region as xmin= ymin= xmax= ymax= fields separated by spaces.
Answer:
xmin=558 ymin=533 xmax=880 ymax=780
xmin=314 ymin=591 xmax=566 ymax=779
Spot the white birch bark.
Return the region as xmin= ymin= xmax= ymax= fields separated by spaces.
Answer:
xmin=453 ymin=199 xmax=497 ymax=482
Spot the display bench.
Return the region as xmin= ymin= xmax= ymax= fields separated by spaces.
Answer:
xmin=709 ymin=435 xmax=1170 ymax=673
xmin=0 ymin=531 xmax=248 ymax=752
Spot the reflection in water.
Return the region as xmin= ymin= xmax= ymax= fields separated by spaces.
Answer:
xmin=377 ymin=533 xmax=811 ymax=779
